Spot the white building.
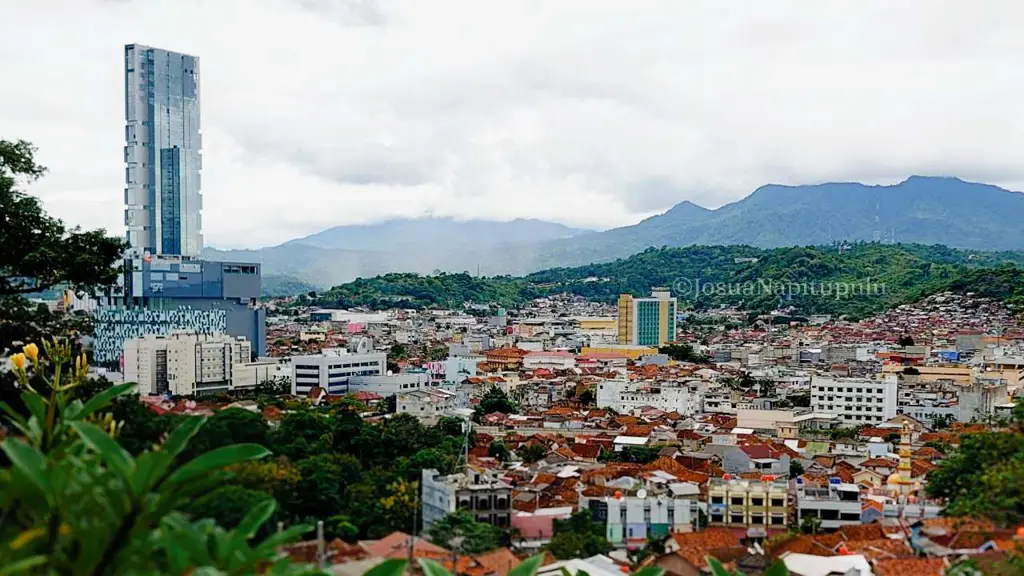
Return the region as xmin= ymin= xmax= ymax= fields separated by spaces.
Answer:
xmin=123 ymin=332 xmax=251 ymax=397
xmin=290 ymin=348 xmax=386 ymax=396
xmin=810 ymin=375 xmax=898 ymax=425
xmin=397 ymin=388 xmax=461 ymax=424
xmin=231 ymin=359 xmax=291 ymax=390
xmin=795 ymin=480 xmax=862 ymax=530
xmin=523 ymin=350 xmax=576 ymax=371
xmin=596 ymin=378 xmax=703 ymax=416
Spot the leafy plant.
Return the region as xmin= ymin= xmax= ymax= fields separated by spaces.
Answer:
xmin=0 ymin=339 xmax=320 ymax=574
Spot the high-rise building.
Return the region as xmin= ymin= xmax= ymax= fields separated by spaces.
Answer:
xmin=616 ymin=288 xmax=677 ymax=347
xmin=124 ymin=44 xmax=202 ymax=257
xmin=97 ymin=45 xmax=267 ymax=370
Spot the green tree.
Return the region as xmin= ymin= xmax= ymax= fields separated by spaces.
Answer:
xmin=799 ymin=515 xmax=822 ymax=535
xmin=293 ymin=455 xmax=347 ymax=520
xmin=428 ymin=510 xmax=503 ymax=555
xmin=519 ymin=443 xmax=548 ymax=463
xmin=927 ymin=429 xmax=1024 ymax=527
xmin=658 ymin=343 xmax=707 ymax=363
xmin=475 ymin=386 xmax=518 ymax=417
xmin=488 ymin=440 xmax=510 ymax=462
xmin=578 ymin=389 xmax=596 ymax=407
xmin=547 ymin=510 xmax=613 ymax=559
xmin=789 ymin=459 xmax=804 ymax=479
xmin=897 ymin=335 xmax=915 ymax=347
xmin=187 ymin=485 xmax=275 ymax=537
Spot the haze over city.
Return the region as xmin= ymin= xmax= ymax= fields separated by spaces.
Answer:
xmin=3 ymin=0 xmax=1024 ymax=248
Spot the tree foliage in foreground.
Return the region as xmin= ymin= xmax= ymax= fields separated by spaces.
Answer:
xmin=0 ymin=339 xmax=320 ymax=574
xmin=926 ymin=406 xmax=1024 ymax=527
xmin=547 ymin=510 xmax=613 ymax=560
xmin=0 ymin=140 xmax=124 ymax=356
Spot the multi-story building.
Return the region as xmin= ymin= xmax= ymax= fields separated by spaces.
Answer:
xmin=124 ymin=44 xmax=203 ymax=258
xmin=94 ymin=255 xmax=266 ymax=363
xmin=810 ymin=375 xmax=898 ymax=425
xmin=795 ymin=479 xmax=863 ymax=530
xmin=289 ymin=348 xmax=386 ymax=396
xmin=421 ymin=468 xmax=511 ymax=532
xmin=707 ymin=477 xmax=790 ymax=532
xmin=397 ymin=388 xmax=461 ymax=424
xmin=596 ymin=378 xmax=703 ymax=416
xmin=123 ymin=332 xmax=250 ymax=396
xmin=100 ymin=45 xmax=265 ymax=367
xmin=617 ymin=289 xmax=677 ymax=347
xmin=584 ymin=493 xmax=698 ymax=548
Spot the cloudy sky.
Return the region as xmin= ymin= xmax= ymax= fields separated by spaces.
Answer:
xmin=3 ymin=0 xmax=1022 ymax=248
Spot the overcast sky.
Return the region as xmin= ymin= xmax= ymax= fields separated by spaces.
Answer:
xmin=3 ymin=1 xmax=1023 ymax=248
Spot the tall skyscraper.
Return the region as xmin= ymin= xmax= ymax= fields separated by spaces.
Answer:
xmin=124 ymin=44 xmax=202 ymax=257
xmin=617 ymin=288 xmax=677 ymax=347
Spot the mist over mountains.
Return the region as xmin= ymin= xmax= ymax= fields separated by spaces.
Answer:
xmin=206 ymin=176 xmax=1024 ymax=290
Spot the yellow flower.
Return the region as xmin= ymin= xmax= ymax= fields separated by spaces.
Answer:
xmin=10 ymin=527 xmax=45 ymax=550
xmin=59 ymin=523 xmax=71 ymax=536
xmin=22 ymin=343 xmax=39 ymax=363
xmin=9 ymin=353 xmax=26 ymax=371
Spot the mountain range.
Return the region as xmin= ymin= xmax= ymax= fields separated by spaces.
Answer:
xmin=206 ymin=176 xmax=1024 ymax=291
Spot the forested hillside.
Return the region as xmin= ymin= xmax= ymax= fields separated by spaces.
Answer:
xmin=311 ymin=243 xmax=1024 ymax=319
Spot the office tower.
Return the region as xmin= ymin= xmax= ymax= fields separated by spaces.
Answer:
xmin=124 ymin=44 xmax=202 ymax=257
xmin=617 ymin=288 xmax=677 ymax=347
xmin=98 ymin=44 xmax=266 ymax=370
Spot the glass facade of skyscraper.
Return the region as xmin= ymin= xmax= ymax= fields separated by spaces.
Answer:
xmin=124 ymin=44 xmax=202 ymax=257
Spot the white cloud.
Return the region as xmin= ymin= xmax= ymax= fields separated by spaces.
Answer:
xmin=3 ymin=0 xmax=1023 ymax=248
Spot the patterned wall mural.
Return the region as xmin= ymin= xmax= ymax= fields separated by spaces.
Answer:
xmin=93 ymin=307 xmax=226 ymax=363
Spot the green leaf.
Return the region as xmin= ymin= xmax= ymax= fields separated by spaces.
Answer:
xmin=634 ymin=568 xmax=665 ymax=576
xmin=21 ymin=391 xmax=46 ymax=424
xmin=705 ymin=557 xmax=734 ymax=576
xmin=1 ymin=439 xmax=49 ymax=498
xmin=419 ymin=558 xmax=452 ymax=576
xmin=0 ymin=556 xmax=48 ymax=575
xmin=508 ymin=554 xmax=545 ymax=576
xmin=763 ymin=560 xmax=790 ymax=576
xmin=76 ymin=383 xmax=136 ymax=420
xmin=131 ymin=450 xmax=172 ymax=496
xmin=69 ymin=421 xmax=134 ymax=480
xmin=368 ymin=559 xmax=410 ymax=576
xmin=166 ymin=444 xmax=270 ymax=486
xmin=163 ymin=415 xmax=207 ymax=459
xmin=234 ymin=499 xmax=277 ymax=541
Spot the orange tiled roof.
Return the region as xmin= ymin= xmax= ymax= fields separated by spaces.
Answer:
xmin=873 ymin=557 xmax=946 ymax=576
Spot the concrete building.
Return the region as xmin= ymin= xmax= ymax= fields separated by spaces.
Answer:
xmin=123 ymin=332 xmax=250 ymax=396
xmin=397 ymin=388 xmax=461 ymax=424
xmin=795 ymin=479 xmax=862 ymax=530
xmin=231 ymin=359 xmax=290 ymax=390
xmin=810 ymin=375 xmax=899 ymax=425
xmin=94 ymin=255 xmax=266 ymax=363
xmin=290 ymin=349 xmax=386 ymax=396
xmin=421 ymin=468 xmax=512 ymax=532
xmin=707 ymin=477 xmax=790 ymax=532
xmin=617 ymin=289 xmax=677 ymax=347
xmin=523 ymin=350 xmax=576 ymax=371
xmin=596 ymin=379 xmax=703 ymax=416
xmin=581 ymin=489 xmax=698 ymax=548
xmin=124 ymin=44 xmax=203 ymax=257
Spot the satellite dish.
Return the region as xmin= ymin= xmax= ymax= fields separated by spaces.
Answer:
xmin=636 ymin=489 xmax=648 ymax=499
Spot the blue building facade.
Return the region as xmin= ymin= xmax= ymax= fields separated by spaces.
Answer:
xmin=124 ymin=44 xmax=203 ymax=258
xmin=93 ymin=256 xmax=265 ymax=365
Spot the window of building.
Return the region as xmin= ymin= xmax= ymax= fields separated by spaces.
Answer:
xmin=711 ymin=496 xmax=724 ymax=505
xmin=750 ymin=498 xmax=764 ymax=507
xmin=770 ymin=516 xmax=784 ymax=525
xmin=730 ymin=497 xmax=744 ymax=506
xmin=770 ymin=498 xmax=784 ymax=507
xmin=730 ymin=514 xmax=744 ymax=524
xmin=750 ymin=514 xmax=764 ymax=525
